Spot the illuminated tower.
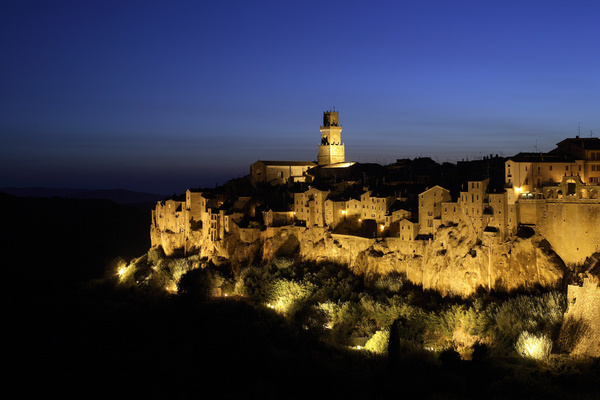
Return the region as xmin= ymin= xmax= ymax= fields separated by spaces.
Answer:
xmin=318 ymin=110 xmax=345 ymax=166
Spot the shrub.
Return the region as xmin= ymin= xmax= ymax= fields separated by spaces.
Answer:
xmin=233 ymin=266 xmax=270 ymax=299
xmin=515 ymin=331 xmax=552 ymax=360
xmin=293 ymin=304 xmax=329 ymax=336
xmin=266 ymin=278 xmax=315 ymax=315
xmin=493 ymin=291 xmax=566 ymax=342
xmin=372 ymin=272 xmax=406 ymax=293
xmin=365 ymin=329 xmax=390 ymax=354
xmin=177 ymin=267 xmax=222 ymax=300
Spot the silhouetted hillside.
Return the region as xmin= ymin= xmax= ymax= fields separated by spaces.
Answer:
xmin=0 ymin=187 xmax=166 ymax=204
xmin=0 ymin=192 xmax=151 ymax=300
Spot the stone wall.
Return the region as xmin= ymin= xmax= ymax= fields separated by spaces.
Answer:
xmin=558 ymin=279 xmax=600 ymax=357
xmin=534 ymin=202 xmax=600 ymax=265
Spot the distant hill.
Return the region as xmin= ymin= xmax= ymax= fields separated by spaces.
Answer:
xmin=0 ymin=187 xmax=167 ymax=204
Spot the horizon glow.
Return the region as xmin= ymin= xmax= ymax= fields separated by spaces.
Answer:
xmin=1 ymin=1 xmax=600 ymax=194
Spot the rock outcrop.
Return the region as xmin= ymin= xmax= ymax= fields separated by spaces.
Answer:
xmin=152 ymin=222 xmax=567 ymax=298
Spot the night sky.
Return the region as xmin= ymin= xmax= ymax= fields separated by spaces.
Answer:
xmin=2 ymin=0 xmax=599 ymax=194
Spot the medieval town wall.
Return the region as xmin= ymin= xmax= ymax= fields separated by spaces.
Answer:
xmin=532 ymin=201 xmax=600 ymax=265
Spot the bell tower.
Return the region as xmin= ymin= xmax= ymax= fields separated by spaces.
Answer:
xmin=318 ymin=110 xmax=345 ymax=166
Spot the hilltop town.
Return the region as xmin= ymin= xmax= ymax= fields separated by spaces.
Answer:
xmin=150 ymin=111 xmax=600 ymax=302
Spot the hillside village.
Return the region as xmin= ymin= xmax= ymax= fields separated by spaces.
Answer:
xmin=150 ymin=111 xmax=600 ymax=295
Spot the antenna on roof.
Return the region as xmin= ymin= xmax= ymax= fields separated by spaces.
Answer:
xmin=578 ymin=122 xmax=581 ymax=137
xmin=534 ymin=140 xmax=538 ymax=153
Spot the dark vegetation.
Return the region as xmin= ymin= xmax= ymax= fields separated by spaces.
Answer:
xmin=3 ymin=192 xmax=600 ymax=399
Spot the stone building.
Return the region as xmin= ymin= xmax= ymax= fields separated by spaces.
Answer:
xmin=293 ymin=186 xmax=330 ymax=227
xmin=506 ymin=137 xmax=600 ymax=201
xmin=152 ymin=198 xmax=186 ymax=233
xmin=250 ymin=160 xmax=316 ymax=185
xmin=318 ymin=110 xmax=345 ymax=166
xmin=360 ymin=189 xmax=396 ymax=224
xmin=418 ymin=185 xmax=451 ymax=235
xmin=399 ymin=218 xmax=420 ymax=241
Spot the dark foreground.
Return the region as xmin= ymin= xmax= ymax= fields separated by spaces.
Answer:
xmin=2 ymin=193 xmax=600 ymax=399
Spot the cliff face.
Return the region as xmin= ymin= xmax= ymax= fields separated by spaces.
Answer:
xmin=151 ymin=222 xmax=566 ymax=298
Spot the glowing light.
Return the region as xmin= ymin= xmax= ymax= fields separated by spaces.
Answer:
xmin=358 ymin=219 xmax=362 ymax=222
xmin=380 ymin=224 xmax=385 ymax=231
xmin=165 ymin=282 xmax=178 ymax=293
xmin=341 ymin=210 xmax=346 ymax=215
xmin=515 ymin=331 xmax=552 ymax=360
xmin=117 ymin=267 xmax=126 ymax=276
xmin=515 ymin=187 xmax=522 ymax=194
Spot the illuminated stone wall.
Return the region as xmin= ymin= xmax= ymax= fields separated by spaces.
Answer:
xmin=418 ymin=186 xmax=451 ymax=235
xmin=318 ymin=111 xmax=345 ymax=166
xmin=534 ymin=201 xmax=600 ymax=265
xmin=560 ymin=279 xmax=600 ymax=357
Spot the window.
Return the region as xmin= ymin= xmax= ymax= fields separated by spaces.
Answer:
xmin=566 ymin=166 xmax=569 ymax=171
xmin=549 ymin=165 xmax=553 ymax=171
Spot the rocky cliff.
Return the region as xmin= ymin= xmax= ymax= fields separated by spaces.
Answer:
xmin=152 ymin=222 xmax=567 ymax=298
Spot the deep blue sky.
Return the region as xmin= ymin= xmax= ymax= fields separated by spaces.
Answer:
xmin=2 ymin=0 xmax=599 ymax=194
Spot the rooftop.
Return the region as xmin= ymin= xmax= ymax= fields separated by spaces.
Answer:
xmin=254 ymin=160 xmax=317 ymax=166
xmin=507 ymin=152 xmax=575 ymax=163
xmin=557 ymin=137 xmax=600 ymax=150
